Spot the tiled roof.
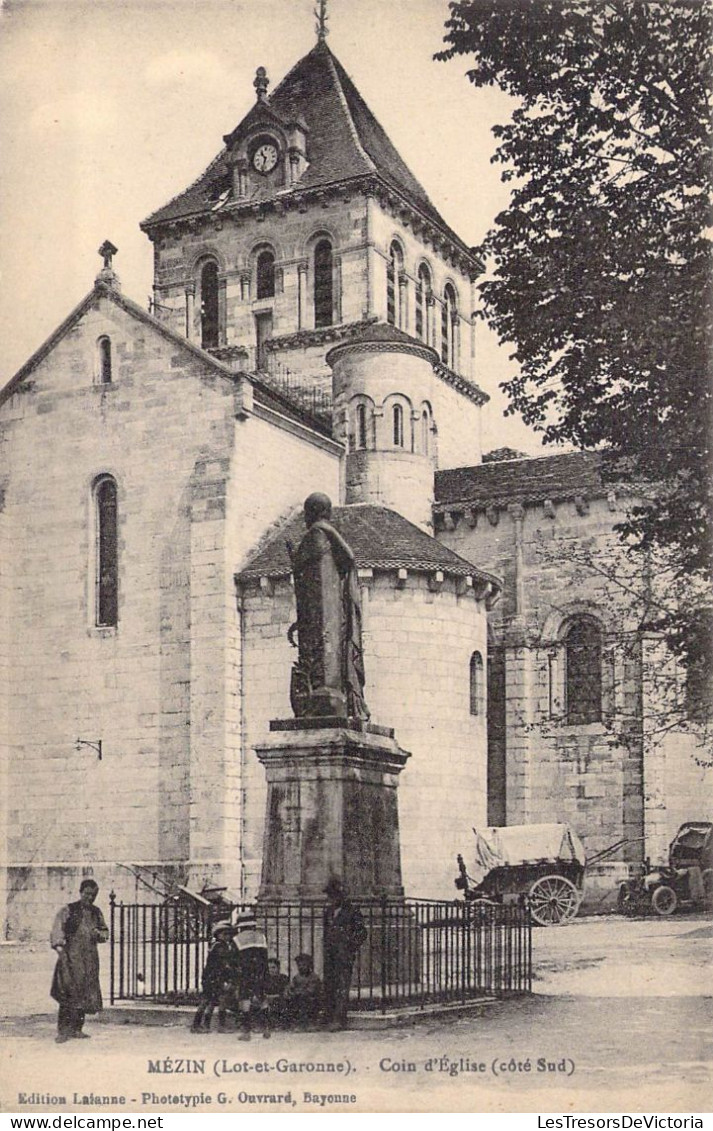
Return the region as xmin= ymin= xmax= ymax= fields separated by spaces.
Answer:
xmin=142 ymin=41 xmax=472 ymax=257
xmin=434 ymin=452 xmax=607 ymax=511
xmin=238 ymin=503 xmax=500 ymax=585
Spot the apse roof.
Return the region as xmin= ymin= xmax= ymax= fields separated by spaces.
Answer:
xmin=142 ymin=40 xmax=474 ymax=260
xmin=237 ymin=503 xmax=501 ymax=586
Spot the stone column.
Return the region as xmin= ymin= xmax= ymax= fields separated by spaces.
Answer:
xmin=184 ymin=284 xmax=195 ymax=341
xmin=334 ymin=255 xmax=343 ymax=325
xmin=427 ymin=293 xmax=436 ymax=349
xmin=218 ymin=274 xmax=228 ymax=345
xmin=297 ymin=259 xmax=309 ymax=329
xmin=398 ymin=275 xmax=408 ymax=331
xmin=451 ymin=311 xmax=460 ymax=372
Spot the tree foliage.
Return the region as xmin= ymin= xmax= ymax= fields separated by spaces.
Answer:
xmin=438 ymin=0 xmax=712 ymax=691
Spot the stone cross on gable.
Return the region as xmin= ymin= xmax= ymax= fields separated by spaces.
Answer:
xmin=315 ymin=0 xmax=328 ymax=41
xmin=96 ymin=240 xmax=120 ymax=291
xmin=98 ymin=240 xmax=118 ymax=271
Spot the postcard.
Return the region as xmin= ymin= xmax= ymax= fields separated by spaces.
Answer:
xmin=1 ymin=0 xmax=710 ymax=1117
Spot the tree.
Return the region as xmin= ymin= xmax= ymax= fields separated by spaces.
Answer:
xmin=437 ymin=0 xmax=712 ymax=701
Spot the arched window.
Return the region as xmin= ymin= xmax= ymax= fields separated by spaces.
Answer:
xmin=356 ymin=403 xmax=368 ymax=450
xmin=200 ymin=260 xmax=219 ymax=349
xmin=392 ymin=403 xmax=404 ymax=447
xmin=470 ymin=651 xmax=484 ymax=716
xmin=314 ymin=239 xmax=333 ymax=328
xmin=95 ymin=476 xmax=118 ymax=628
xmin=98 ymin=337 xmax=112 ymax=384
xmin=415 ymin=263 xmax=431 ymax=342
xmin=441 ymin=283 xmax=457 ymax=367
xmin=387 ymin=242 xmax=403 ymax=327
xmin=256 ymin=249 xmax=275 ymax=299
xmin=564 ymin=616 xmax=602 ymax=724
xmin=421 ymin=408 xmax=431 ymax=455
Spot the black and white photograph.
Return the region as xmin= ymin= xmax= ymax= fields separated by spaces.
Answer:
xmin=0 ymin=0 xmax=711 ymax=1118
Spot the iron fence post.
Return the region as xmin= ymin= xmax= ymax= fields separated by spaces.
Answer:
xmin=109 ymin=891 xmax=116 ymax=1005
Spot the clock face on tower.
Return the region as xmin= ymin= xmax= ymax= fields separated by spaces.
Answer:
xmin=252 ymin=142 xmax=278 ymax=174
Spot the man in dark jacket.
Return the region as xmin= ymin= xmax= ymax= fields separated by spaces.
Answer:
xmin=322 ymin=878 xmax=366 ymax=1031
xmin=50 ymin=879 xmax=109 ymax=1043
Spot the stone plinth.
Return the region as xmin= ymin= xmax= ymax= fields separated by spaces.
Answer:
xmin=255 ymin=721 xmax=410 ymax=901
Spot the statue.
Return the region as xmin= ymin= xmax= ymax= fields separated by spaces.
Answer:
xmin=287 ymin=493 xmax=369 ymax=720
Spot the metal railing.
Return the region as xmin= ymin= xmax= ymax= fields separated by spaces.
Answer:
xmin=253 ymin=358 xmax=333 ymax=428
xmin=109 ymin=896 xmax=531 ymax=1012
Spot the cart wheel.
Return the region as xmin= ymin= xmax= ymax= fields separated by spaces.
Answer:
xmin=651 ymin=885 xmax=677 ymax=916
xmin=528 ymin=875 xmax=582 ymax=926
xmin=702 ymin=869 xmax=713 ymax=911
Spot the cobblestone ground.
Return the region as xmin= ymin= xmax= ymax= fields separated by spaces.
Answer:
xmin=1 ymin=914 xmax=711 ymax=1114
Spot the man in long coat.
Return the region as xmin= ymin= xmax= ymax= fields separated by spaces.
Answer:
xmin=50 ymin=879 xmax=108 ymax=1042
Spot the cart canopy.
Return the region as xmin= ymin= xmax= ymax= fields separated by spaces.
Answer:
xmin=470 ymin=823 xmax=586 ymax=881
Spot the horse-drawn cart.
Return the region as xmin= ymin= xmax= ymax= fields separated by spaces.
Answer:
xmin=455 ymin=823 xmax=586 ymax=926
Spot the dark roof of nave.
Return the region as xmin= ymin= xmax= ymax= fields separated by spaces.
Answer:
xmin=237 ymin=503 xmax=501 ymax=585
xmin=142 ymin=40 xmax=473 ymax=258
xmin=434 ymin=451 xmax=607 ymax=511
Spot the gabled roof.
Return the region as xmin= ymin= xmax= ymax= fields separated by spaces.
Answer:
xmin=0 ymin=279 xmax=331 ymax=439
xmin=237 ymin=503 xmax=501 ymax=588
xmin=434 ymin=451 xmax=609 ymax=511
xmin=0 ymin=281 xmax=239 ymax=408
xmin=141 ymin=41 xmax=474 ymax=260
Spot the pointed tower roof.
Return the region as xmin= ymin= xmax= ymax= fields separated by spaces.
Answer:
xmin=141 ymin=41 xmax=478 ymax=269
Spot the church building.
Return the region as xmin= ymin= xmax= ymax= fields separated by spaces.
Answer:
xmin=1 ymin=27 xmax=709 ymax=938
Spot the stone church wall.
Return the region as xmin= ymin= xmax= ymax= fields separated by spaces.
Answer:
xmin=0 ymin=290 xmax=341 ymax=938
xmin=438 ymin=492 xmax=713 ymax=895
xmin=0 ymin=296 xmax=242 ymax=936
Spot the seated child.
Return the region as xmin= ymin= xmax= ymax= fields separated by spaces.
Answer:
xmin=265 ymin=958 xmax=290 ymax=1028
xmin=284 ymin=953 xmax=323 ymax=1029
xmin=190 ymin=920 xmax=239 ymax=1033
xmin=234 ymin=909 xmax=271 ymax=1041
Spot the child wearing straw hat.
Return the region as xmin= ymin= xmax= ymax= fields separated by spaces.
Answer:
xmin=190 ymin=920 xmax=239 ymax=1033
xmin=234 ymin=909 xmax=271 ymax=1041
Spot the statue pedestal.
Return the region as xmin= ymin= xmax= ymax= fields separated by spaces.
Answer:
xmin=255 ymin=720 xmax=410 ymax=901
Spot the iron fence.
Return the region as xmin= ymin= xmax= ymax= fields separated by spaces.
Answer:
xmin=109 ymin=895 xmax=531 ymax=1012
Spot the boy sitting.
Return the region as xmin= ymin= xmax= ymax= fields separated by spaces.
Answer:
xmin=284 ymin=953 xmax=323 ymax=1030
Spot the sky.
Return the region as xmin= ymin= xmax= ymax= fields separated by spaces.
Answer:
xmin=0 ymin=0 xmax=544 ymax=454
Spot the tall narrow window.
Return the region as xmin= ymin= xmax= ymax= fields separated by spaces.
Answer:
xmin=256 ymin=249 xmax=275 ymax=299
xmin=470 ymin=651 xmax=484 ymax=715
xmin=98 ymin=337 xmax=112 ymax=384
xmin=442 ymin=284 xmax=457 ymax=366
xmin=421 ymin=408 xmax=430 ymax=455
xmin=387 ymin=242 xmax=403 ymax=327
xmin=95 ymin=477 xmax=118 ymax=628
xmin=314 ymin=239 xmax=333 ymax=328
xmin=200 ymin=261 xmax=219 ymax=349
xmin=356 ymin=403 xmax=368 ymax=450
xmin=564 ymin=616 xmax=602 ymax=724
xmin=415 ymin=264 xmax=431 ymax=341
xmin=392 ymin=403 xmax=404 ymax=447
